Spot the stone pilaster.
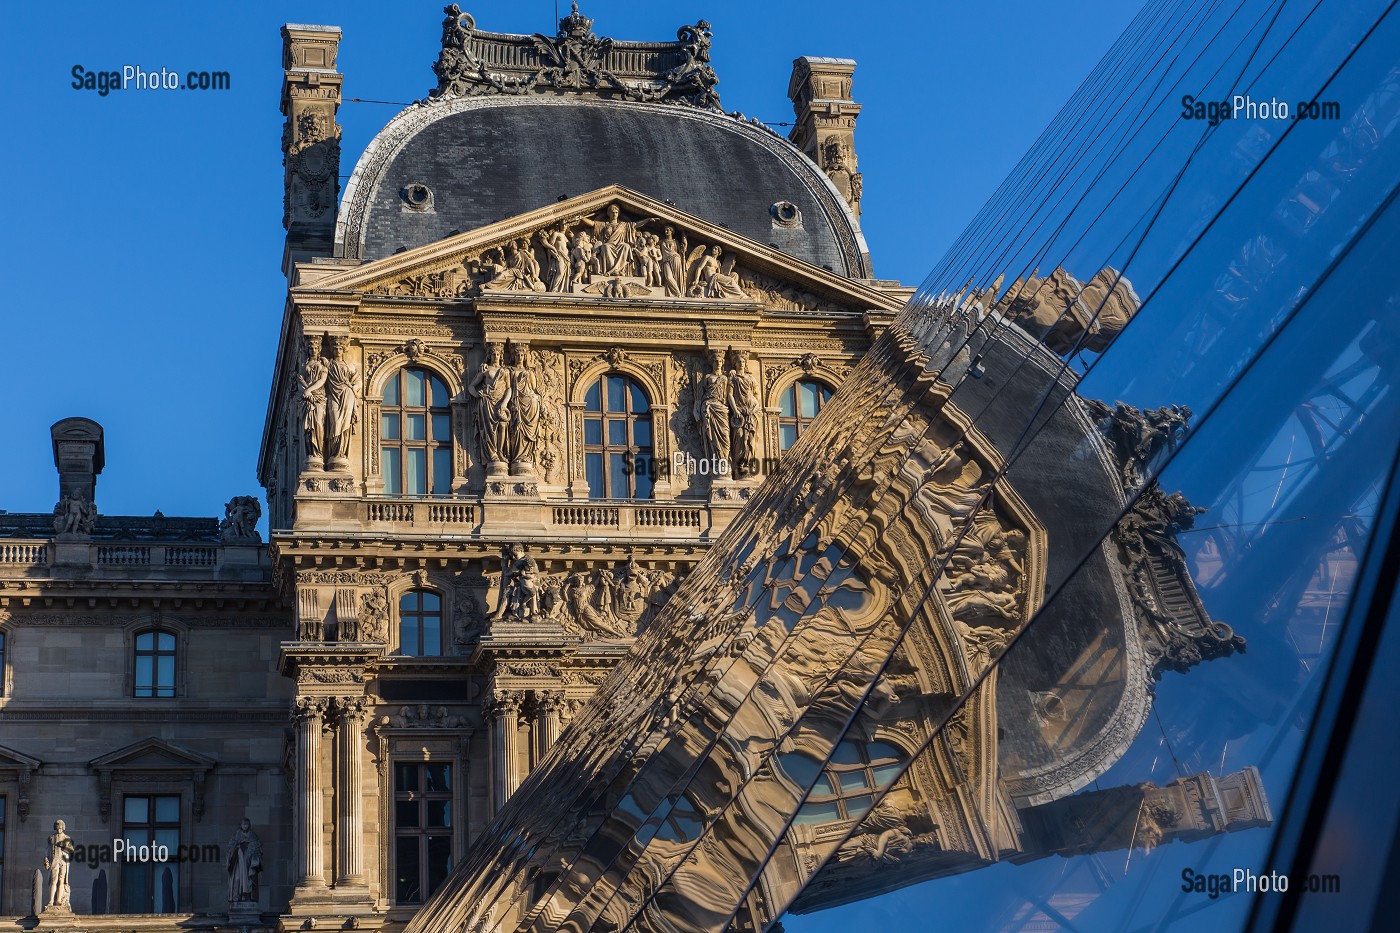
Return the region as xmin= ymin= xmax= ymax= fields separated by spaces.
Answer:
xmin=486 ymin=689 xmax=524 ymax=811
xmin=291 ymin=696 xmax=330 ymax=890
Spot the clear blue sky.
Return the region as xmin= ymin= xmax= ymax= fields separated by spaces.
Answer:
xmin=0 ymin=0 xmax=1141 ymax=527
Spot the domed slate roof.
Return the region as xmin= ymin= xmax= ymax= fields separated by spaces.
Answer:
xmin=335 ymin=96 xmax=871 ymax=276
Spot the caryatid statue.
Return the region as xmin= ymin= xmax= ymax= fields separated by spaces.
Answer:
xmin=577 ymin=204 xmax=656 ymax=277
xmin=43 ymin=819 xmax=75 ymax=910
xmin=296 ymin=333 xmax=330 ymax=469
xmin=727 ymin=348 xmax=762 ymax=477
xmin=323 ymin=335 xmax=360 ymax=472
xmin=507 ymin=341 xmax=545 ymax=475
xmin=694 ymin=348 xmax=731 ymax=471
xmin=226 ymin=817 xmax=264 ymax=904
xmin=469 ymin=343 xmax=512 ymax=474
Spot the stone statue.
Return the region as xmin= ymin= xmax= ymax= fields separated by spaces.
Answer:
xmin=538 ymin=224 xmax=575 ymax=292
xmin=484 ymin=238 xmax=546 ymax=291
xmin=52 ymin=493 xmax=96 ymax=536
xmin=569 ymin=230 xmax=595 ymax=285
xmin=219 ymin=496 xmax=262 ymax=543
xmin=705 ymin=254 xmax=747 ymax=299
xmin=687 ymin=245 xmax=722 ymax=296
xmin=323 ymin=336 xmax=360 ymax=472
xmin=658 ymin=226 xmax=686 ymax=297
xmin=226 ymin=817 xmax=263 ymax=904
xmin=296 ymin=333 xmax=330 ymax=469
xmin=726 ymin=349 xmax=761 ymax=477
xmin=693 ymin=349 xmax=731 ymax=469
xmin=507 ymin=342 xmax=545 ymax=475
xmin=577 ymin=204 xmax=656 ymax=276
xmin=360 ymin=589 xmax=389 ymax=642
xmin=469 ymin=343 xmax=512 ymax=474
xmin=498 ymin=543 xmax=543 ymax=622
xmin=43 ymin=819 xmax=74 ymax=910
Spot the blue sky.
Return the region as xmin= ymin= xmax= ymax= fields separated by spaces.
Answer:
xmin=0 ymin=0 xmax=1141 ymax=526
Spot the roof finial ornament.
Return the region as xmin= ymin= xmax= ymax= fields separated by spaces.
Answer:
xmin=559 ymin=2 xmax=594 ymax=39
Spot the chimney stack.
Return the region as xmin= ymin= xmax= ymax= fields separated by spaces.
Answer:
xmin=50 ymin=418 xmax=105 ymax=508
xmin=281 ymin=24 xmax=344 ymax=277
xmin=787 ymin=57 xmax=863 ymax=221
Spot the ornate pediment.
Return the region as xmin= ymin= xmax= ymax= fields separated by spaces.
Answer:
xmin=306 ymin=186 xmax=902 ymax=317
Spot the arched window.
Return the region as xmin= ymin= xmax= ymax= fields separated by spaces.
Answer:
xmin=382 ymin=368 xmax=453 ymax=497
xmin=582 ymin=374 xmax=654 ymax=499
xmin=134 ymin=630 xmax=177 ymax=698
xmin=778 ymin=379 xmax=833 ymax=451
xmin=398 ymin=590 xmax=442 ymax=657
xmin=782 ymin=739 xmax=906 ymax=825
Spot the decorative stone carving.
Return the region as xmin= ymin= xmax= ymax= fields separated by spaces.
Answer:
xmin=822 ymin=139 xmax=863 ymax=218
xmin=996 ymin=267 xmax=1140 ymax=355
xmin=360 ymin=590 xmax=389 ymax=643
xmin=226 ymin=817 xmax=264 ymax=905
xmin=496 ymin=543 xmax=545 ymax=623
xmin=52 ymin=492 xmax=96 ymax=535
xmin=380 ymin=705 xmax=467 ymax=729
xmin=219 ymin=496 xmax=262 ymax=543
xmin=726 ymin=348 xmax=762 ymax=477
xmin=1087 ymin=399 xmax=1193 ymax=490
xmin=507 ymin=341 xmax=546 ymax=474
xmin=524 ymin=554 xmax=677 ymax=640
xmin=483 ymin=238 xmax=546 ymax=292
xmin=835 ymin=802 xmax=914 ymax=863
xmin=296 ymin=333 xmax=330 ymax=470
xmin=431 ymin=4 xmax=721 ymax=110
xmin=323 ymin=336 xmax=360 ymax=472
xmin=470 ymin=342 xmax=512 ymax=474
xmin=694 ymin=348 xmax=731 ymax=469
xmin=43 ymin=819 xmax=75 ymax=910
xmin=578 ymin=204 xmax=657 ymax=276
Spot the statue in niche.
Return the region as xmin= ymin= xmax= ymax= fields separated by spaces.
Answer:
xmin=727 ymin=348 xmax=762 ymax=477
xmin=497 ymin=543 xmax=543 ymax=622
xmin=538 ymin=224 xmax=575 ymax=292
xmin=705 ymin=255 xmax=748 ymax=300
xmin=53 ymin=492 xmax=96 ymax=536
xmin=658 ymin=226 xmax=687 ymax=297
xmin=323 ymin=336 xmax=360 ymax=472
xmin=469 ymin=343 xmax=512 ymax=474
xmin=577 ymin=204 xmax=656 ymax=276
xmin=484 ymin=238 xmax=545 ymax=291
xmin=694 ymin=349 xmax=731 ymax=469
xmin=225 ymin=817 xmax=263 ymax=904
xmin=296 ymin=333 xmax=330 ymax=469
xmin=507 ymin=342 xmax=545 ymax=475
xmin=687 ymin=245 xmax=722 ymax=295
xmin=43 ymin=819 xmax=75 ymax=909
xmin=569 ymin=230 xmax=595 ymax=285
xmin=219 ymin=496 xmax=262 ymax=543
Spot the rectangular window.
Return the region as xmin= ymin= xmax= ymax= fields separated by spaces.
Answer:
xmin=393 ymin=763 xmax=453 ymax=904
xmin=120 ymin=794 xmax=180 ymax=914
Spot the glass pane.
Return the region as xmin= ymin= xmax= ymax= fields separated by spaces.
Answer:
xmin=406 ymin=413 xmax=426 ymax=441
xmin=608 ymin=419 xmax=628 ymax=446
xmin=630 ymin=382 xmax=649 ymax=413
xmin=383 ymin=448 xmax=401 ymax=495
xmin=381 ymin=413 xmax=400 ymax=440
xmin=121 ymin=866 xmax=150 ymax=914
xmin=124 ymin=797 xmax=148 ymax=824
xmin=799 ymin=381 xmax=820 ymax=418
xmin=405 ymin=369 xmax=426 ymax=407
xmin=584 ymin=380 xmax=600 ymax=412
xmin=382 ymin=374 xmax=400 ymax=406
xmin=427 ymin=800 xmax=451 ymax=827
xmin=609 ymin=453 xmax=628 ymax=499
xmin=811 ymin=774 xmax=835 ymax=796
xmin=779 ymin=424 xmax=798 ymax=450
xmin=154 ymin=828 xmax=179 ymax=851
xmin=866 ymin=742 xmax=900 ymax=761
xmin=830 ymin=741 xmax=863 ymax=766
xmin=135 ymin=656 xmax=153 ymax=694
xmin=155 ymin=866 xmax=177 ymax=913
xmin=399 ymin=592 xmax=419 ymax=611
xmin=155 ymin=797 xmax=179 ymax=823
xmin=779 ymin=385 xmax=796 ymax=417
xmin=421 ymin=615 xmax=441 ymax=656
xmin=586 ymin=452 xmax=604 ymax=498
xmin=433 ymin=448 xmax=452 ymax=495
xmin=157 ymin=632 xmax=175 ymax=651
xmin=429 ymin=375 xmax=448 ymax=405
xmin=871 ymin=762 xmax=903 ymax=787
xmin=396 ymin=800 xmax=420 ymax=828
xmin=431 ymin=413 xmax=451 ymax=441
xmin=633 ymin=418 xmax=652 ymax=447
xmin=422 ymin=592 xmax=440 ymax=611
xmin=399 ymin=618 xmax=420 ymax=656
xmin=396 ymin=836 xmax=421 ymax=903
xmin=780 ymin=753 xmax=820 ymax=787
xmin=843 ymin=795 xmax=874 ymax=820
xmin=156 ymin=656 xmax=174 ymax=689
xmin=394 ymin=763 xmax=417 ymax=791
xmin=792 ymin=800 xmax=842 ymax=826
xmin=407 ymin=449 xmax=427 ymax=496
xmin=427 ymin=836 xmax=454 ymax=899
xmin=634 ymin=456 xmax=654 ymax=501
xmin=584 ymin=419 xmax=602 ymax=445
xmin=606 ymin=375 xmax=626 ymax=412
xmin=136 ymin=632 xmax=152 ymax=650
xmin=426 ymin=763 xmax=452 ymax=791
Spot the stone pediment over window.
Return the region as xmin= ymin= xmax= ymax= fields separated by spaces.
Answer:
xmin=89 ymin=738 xmax=216 ymax=823
xmin=0 ymin=743 xmax=41 ymax=822
xmin=306 ymin=185 xmax=902 ymax=317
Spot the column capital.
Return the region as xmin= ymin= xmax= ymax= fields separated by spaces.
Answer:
xmin=291 ymin=695 xmax=330 ymax=724
xmin=485 ymin=688 xmax=524 ymax=719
